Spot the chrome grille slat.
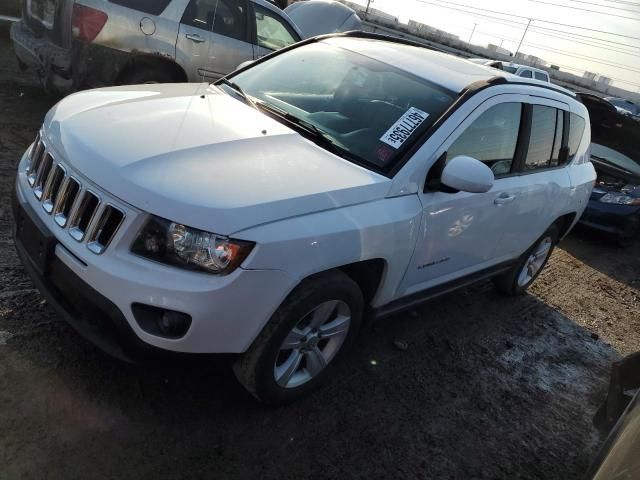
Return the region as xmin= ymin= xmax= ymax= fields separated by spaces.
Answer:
xmin=23 ymin=133 xmax=125 ymax=255
xmin=42 ymin=164 xmax=65 ymax=213
xmin=33 ymin=153 xmax=53 ymax=199
xmin=27 ymin=140 xmax=45 ymax=186
xmin=86 ymin=204 xmax=125 ymax=254
xmin=53 ymin=176 xmax=81 ymax=227
xmin=68 ymin=190 xmax=100 ymax=242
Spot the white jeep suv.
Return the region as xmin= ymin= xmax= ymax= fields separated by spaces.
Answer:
xmin=13 ymin=32 xmax=595 ymax=403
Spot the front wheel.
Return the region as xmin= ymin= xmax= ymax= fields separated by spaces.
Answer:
xmin=233 ymin=271 xmax=364 ymax=404
xmin=493 ymin=225 xmax=559 ymax=296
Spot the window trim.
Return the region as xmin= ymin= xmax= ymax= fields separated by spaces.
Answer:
xmin=249 ymin=3 xmax=301 ymax=51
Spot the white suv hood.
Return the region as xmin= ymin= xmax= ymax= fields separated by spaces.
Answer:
xmin=43 ymin=83 xmax=390 ymax=235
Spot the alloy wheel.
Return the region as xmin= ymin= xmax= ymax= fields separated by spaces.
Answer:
xmin=274 ymin=300 xmax=351 ymax=389
xmin=517 ymin=236 xmax=553 ymax=287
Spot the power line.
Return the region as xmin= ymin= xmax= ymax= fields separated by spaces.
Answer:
xmin=528 ymin=24 xmax=640 ymax=49
xmin=426 ymin=0 xmax=640 ymax=40
xmin=529 ymin=0 xmax=640 ymax=20
xmin=528 ymin=28 xmax=640 ymax=55
xmin=522 ymin=41 xmax=640 ymax=73
xmin=566 ymin=0 xmax=640 ymax=13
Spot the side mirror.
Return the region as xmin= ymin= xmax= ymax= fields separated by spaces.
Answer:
xmin=441 ymin=155 xmax=494 ymax=193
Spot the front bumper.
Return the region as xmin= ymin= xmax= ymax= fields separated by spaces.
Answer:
xmin=10 ymin=20 xmax=72 ymax=92
xmin=579 ymin=199 xmax=640 ymax=237
xmin=14 ymin=147 xmax=295 ymax=358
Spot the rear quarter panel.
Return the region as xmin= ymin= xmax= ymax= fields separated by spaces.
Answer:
xmin=80 ymin=0 xmax=188 ymax=59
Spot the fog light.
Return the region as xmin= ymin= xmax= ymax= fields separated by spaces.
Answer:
xmin=132 ymin=303 xmax=192 ymax=339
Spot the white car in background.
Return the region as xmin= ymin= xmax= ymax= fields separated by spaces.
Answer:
xmin=13 ymin=32 xmax=594 ymax=403
xmin=468 ymin=58 xmax=551 ymax=82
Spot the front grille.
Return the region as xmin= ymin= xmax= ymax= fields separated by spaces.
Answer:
xmin=23 ymin=133 xmax=125 ymax=255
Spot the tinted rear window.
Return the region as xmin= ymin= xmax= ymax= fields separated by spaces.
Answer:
xmin=568 ymin=113 xmax=586 ymax=161
xmin=109 ymin=0 xmax=171 ymax=15
xmin=534 ymin=71 xmax=548 ymax=81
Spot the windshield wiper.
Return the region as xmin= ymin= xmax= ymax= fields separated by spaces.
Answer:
xmin=218 ymin=78 xmax=257 ymax=110
xmin=254 ymin=100 xmax=341 ymax=150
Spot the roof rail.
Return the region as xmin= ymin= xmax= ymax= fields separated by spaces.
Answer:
xmin=315 ymin=30 xmax=447 ymax=53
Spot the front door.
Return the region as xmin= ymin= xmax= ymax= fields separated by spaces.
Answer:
xmin=399 ymin=96 xmax=528 ymax=297
xmin=176 ymin=0 xmax=254 ymax=81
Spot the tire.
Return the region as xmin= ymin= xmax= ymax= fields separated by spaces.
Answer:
xmin=118 ymin=66 xmax=178 ymax=85
xmin=233 ymin=270 xmax=364 ymax=404
xmin=493 ymin=224 xmax=560 ymax=296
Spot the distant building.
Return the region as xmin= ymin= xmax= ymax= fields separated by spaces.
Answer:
xmin=583 ymin=71 xmax=597 ymax=81
xmin=487 ymin=43 xmax=511 ymax=56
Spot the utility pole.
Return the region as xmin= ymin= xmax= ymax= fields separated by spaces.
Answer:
xmin=365 ymin=0 xmax=373 ymax=20
xmin=515 ymin=18 xmax=532 ymax=57
xmin=468 ymin=23 xmax=478 ymax=44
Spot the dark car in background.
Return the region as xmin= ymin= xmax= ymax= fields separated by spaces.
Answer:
xmin=577 ymin=93 xmax=640 ymax=246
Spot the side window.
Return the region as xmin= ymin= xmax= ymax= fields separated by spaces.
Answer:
xmin=567 ymin=113 xmax=586 ymax=161
xmin=525 ymin=105 xmax=562 ymax=171
xmin=520 ymin=70 xmax=533 ymax=79
xmin=534 ymin=71 xmax=548 ymax=81
xmin=109 ymin=0 xmax=171 ymax=15
xmin=254 ymin=5 xmax=299 ymax=51
xmin=447 ymin=102 xmax=522 ymax=177
xmin=181 ymin=0 xmax=247 ymax=42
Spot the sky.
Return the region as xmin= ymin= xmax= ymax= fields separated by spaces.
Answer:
xmin=348 ymin=0 xmax=640 ymax=91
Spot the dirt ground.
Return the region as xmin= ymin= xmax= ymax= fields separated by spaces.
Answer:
xmin=1 ymin=22 xmax=639 ymax=480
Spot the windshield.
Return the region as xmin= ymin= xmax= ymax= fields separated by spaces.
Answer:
xmin=502 ymin=65 xmax=518 ymax=74
xmin=606 ymin=98 xmax=639 ymax=115
xmin=591 ymin=143 xmax=640 ymax=176
xmin=226 ymin=42 xmax=456 ymax=172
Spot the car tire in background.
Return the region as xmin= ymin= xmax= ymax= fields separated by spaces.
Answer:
xmin=493 ymin=224 xmax=560 ymax=296
xmin=118 ymin=65 xmax=180 ymax=85
xmin=233 ymin=270 xmax=364 ymax=404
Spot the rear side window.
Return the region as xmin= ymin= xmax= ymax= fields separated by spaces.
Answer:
xmin=520 ymin=70 xmax=533 ymax=79
xmin=534 ymin=71 xmax=548 ymax=81
xmin=568 ymin=113 xmax=586 ymax=161
xmin=254 ymin=5 xmax=299 ymax=51
xmin=525 ymin=105 xmax=564 ymax=170
xmin=447 ymin=102 xmax=522 ymax=177
xmin=109 ymin=0 xmax=171 ymax=15
xmin=182 ymin=0 xmax=248 ymax=42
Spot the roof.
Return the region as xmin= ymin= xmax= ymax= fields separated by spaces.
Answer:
xmin=322 ymin=35 xmax=575 ymax=98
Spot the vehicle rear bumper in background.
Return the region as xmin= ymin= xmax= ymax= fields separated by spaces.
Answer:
xmin=10 ymin=20 xmax=71 ymax=92
xmin=579 ymin=200 xmax=640 ymax=237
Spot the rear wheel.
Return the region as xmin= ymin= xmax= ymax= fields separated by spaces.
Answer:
xmin=493 ymin=225 xmax=559 ymax=296
xmin=233 ymin=271 xmax=364 ymax=404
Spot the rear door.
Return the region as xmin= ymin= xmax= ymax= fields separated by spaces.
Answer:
xmin=176 ymin=0 xmax=253 ymax=81
xmin=507 ymin=98 xmax=574 ymax=252
xmin=250 ymin=3 xmax=301 ymax=59
xmin=22 ymin=0 xmax=73 ymax=48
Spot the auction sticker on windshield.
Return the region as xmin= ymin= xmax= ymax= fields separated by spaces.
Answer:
xmin=380 ymin=108 xmax=429 ymax=149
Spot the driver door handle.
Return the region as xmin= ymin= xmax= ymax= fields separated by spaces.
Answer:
xmin=186 ymin=33 xmax=205 ymax=43
xmin=494 ymin=193 xmax=516 ymax=205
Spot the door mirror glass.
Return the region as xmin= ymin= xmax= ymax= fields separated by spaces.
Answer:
xmin=441 ymin=155 xmax=495 ymax=193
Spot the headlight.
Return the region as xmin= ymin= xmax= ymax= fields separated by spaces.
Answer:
xmin=599 ymin=192 xmax=640 ymax=206
xmin=131 ymin=216 xmax=254 ymax=275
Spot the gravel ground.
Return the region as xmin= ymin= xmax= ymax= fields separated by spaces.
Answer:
xmin=1 ymin=22 xmax=640 ymax=480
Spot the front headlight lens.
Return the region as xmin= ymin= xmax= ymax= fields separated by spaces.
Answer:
xmin=600 ymin=192 xmax=640 ymax=205
xmin=131 ymin=216 xmax=254 ymax=274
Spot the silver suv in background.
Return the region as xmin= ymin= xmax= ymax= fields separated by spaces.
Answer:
xmin=468 ymin=58 xmax=551 ymax=82
xmin=10 ymin=0 xmax=303 ymax=93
